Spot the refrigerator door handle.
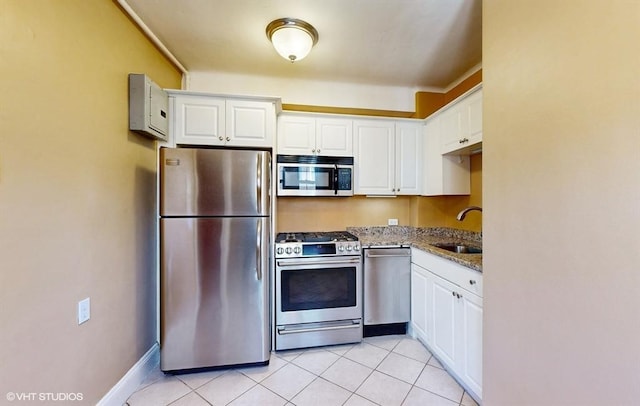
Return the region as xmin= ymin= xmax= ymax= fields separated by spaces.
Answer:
xmin=256 ymin=153 xmax=262 ymax=214
xmin=256 ymin=219 xmax=262 ymax=281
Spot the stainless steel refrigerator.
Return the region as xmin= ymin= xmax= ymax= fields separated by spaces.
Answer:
xmin=159 ymin=147 xmax=271 ymax=372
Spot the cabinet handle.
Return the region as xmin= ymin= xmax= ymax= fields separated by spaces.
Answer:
xmin=452 ymin=291 xmax=456 ymax=297
xmin=226 ymin=136 xmax=231 ymax=141
xmin=312 ymin=149 xmax=316 ymax=153
xmin=469 ymin=280 xmax=477 ymax=285
xmin=317 ymin=149 xmax=321 ymax=153
xmin=218 ymin=136 xmax=224 ymax=141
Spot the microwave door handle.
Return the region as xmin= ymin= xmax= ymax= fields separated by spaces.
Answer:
xmin=334 ymin=164 xmax=339 ymax=195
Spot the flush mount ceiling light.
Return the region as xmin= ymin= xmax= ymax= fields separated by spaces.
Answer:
xmin=266 ymin=18 xmax=319 ymax=62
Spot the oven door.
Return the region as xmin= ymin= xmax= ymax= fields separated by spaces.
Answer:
xmin=275 ymin=256 xmax=362 ymax=326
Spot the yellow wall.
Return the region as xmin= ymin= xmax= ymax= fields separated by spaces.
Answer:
xmin=277 ymin=196 xmax=415 ymax=231
xmin=483 ymin=1 xmax=640 ymax=403
xmin=414 ymin=70 xmax=483 ymax=119
xmin=0 ymin=1 xmax=181 ymax=403
xmin=414 ymin=153 xmax=482 ymax=232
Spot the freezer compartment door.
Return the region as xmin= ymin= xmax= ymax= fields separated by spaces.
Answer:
xmin=160 ymin=217 xmax=270 ymax=371
xmin=160 ymin=147 xmax=271 ymax=217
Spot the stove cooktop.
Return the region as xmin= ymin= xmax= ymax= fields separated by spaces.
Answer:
xmin=275 ymin=231 xmax=360 ymax=258
xmin=276 ymin=231 xmax=358 ymax=244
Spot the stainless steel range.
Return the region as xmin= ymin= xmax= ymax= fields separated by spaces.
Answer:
xmin=274 ymin=231 xmax=362 ymax=350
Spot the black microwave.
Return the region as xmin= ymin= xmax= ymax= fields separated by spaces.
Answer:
xmin=277 ymin=155 xmax=354 ymax=197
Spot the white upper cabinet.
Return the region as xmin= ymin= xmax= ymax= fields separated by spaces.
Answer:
xmin=315 ymin=118 xmax=353 ymax=156
xmin=395 ymin=122 xmax=423 ymax=195
xmin=439 ymin=86 xmax=483 ymax=155
xmin=169 ymin=92 xmax=277 ymax=148
xmin=172 ymin=95 xmax=225 ymax=146
xmin=354 ymin=119 xmax=422 ymax=195
xmin=277 ymin=113 xmax=353 ymax=156
xmin=423 ymin=116 xmax=471 ymax=196
xmin=225 ymin=99 xmax=276 ymax=148
xmin=466 ymin=89 xmax=483 ymax=146
xmin=354 ymin=119 xmax=395 ymax=195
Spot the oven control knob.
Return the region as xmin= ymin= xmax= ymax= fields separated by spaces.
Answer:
xmin=285 ymin=247 xmax=292 ymax=255
xmin=354 ymin=245 xmax=360 ymax=251
xmin=293 ymin=246 xmax=301 ymax=254
xmin=346 ymin=245 xmax=352 ymax=251
xmin=338 ymin=246 xmax=345 ymax=252
xmin=276 ymin=247 xmax=284 ymax=255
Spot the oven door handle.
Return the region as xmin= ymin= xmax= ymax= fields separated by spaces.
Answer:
xmin=277 ymin=321 xmax=361 ymax=335
xmin=277 ymin=257 xmax=361 ymax=267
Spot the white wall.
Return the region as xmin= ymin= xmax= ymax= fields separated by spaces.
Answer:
xmin=483 ymin=1 xmax=640 ymax=404
xmin=187 ymin=71 xmax=424 ymax=112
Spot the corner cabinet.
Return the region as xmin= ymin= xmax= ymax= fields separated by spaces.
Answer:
xmin=168 ymin=91 xmax=278 ymax=148
xmin=411 ymin=248 xmax=483 ymax=402
xmin=423 ymin=117 xmax=471 ymax=195
xmin=421 ymin=85 xmax=482 ymax=195
xmin=354 ymin=119 xmax=423 ymax=195
xmin=277 ymin=113 xmax=353 ymax=157
xmin=439 ymin=86 xmax=482 ymax=155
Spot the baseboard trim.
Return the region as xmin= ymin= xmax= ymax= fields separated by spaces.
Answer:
xmin=98 ymin=343 xmax=159 ymax=406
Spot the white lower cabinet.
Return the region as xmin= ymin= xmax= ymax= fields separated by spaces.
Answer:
xmin=410 ymin=264 xmax=429 ymax=339
xmin=460 ymin=287 xmax=483 ymax=397
xmin=411 ymin=249 xmax=483 ymax=402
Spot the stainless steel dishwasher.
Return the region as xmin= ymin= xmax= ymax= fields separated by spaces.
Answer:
xmin=363 ymin=247 xmax=411 ymax=336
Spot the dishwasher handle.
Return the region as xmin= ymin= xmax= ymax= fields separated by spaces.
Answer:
xmin=365 ymin=253 xmax=411 ymax=258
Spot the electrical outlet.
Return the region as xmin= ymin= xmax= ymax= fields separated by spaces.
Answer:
xmin=78 ymin=297 xmax=90 ymax=325
xmin=388 ymin=218 xmax=399 ymax=226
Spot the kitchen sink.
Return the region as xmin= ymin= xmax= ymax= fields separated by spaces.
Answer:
xmin=431 ymin=243 xmax=482 ymax=254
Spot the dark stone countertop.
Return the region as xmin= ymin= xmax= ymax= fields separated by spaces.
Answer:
xmin=347 ymin=226 xmax=482 ymax=273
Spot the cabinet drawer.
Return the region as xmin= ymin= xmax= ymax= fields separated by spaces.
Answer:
xmin=411 ymin=248 xmax=482 ymax=297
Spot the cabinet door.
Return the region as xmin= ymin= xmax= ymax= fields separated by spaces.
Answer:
xmin=439 ymin=106 xmax=463 ymax=154
xmin=460 ymin=291 xmax=483 ymax=399
xmin=441 ymin=88 xmax=482 ymax=154
xmin=429 ymin=273 xmax=459 ymax=370
xmin=422 ymin=117 xmax=470 ymax=196
xmin=277 ymin=115 xmax=316 ymax=155
xmin=226 ymin=100 xmax=275 ymax=147
xmin=173 ymin=96 xmax=225 ymax=146
xmin=395 ymin=122 xmax=422 ymax=195
xmin=411 ymin=264 xmax=429 ymax=343
xmin=316 ymin=118 xmax=353 ymax=156
xmin=354 ymin=120 xmax=395 ymax=195
xmin=466 ymin=89 xmax=483 ymax=145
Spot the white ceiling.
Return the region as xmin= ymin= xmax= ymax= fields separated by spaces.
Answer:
xmin=123 ymin=0 xmax=482 ymax=91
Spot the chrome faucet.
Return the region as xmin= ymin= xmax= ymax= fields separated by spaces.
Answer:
xmin=457 ymin=206 xmax=482 ymax=221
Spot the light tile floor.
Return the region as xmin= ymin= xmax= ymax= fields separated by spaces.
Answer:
xmin=126 ymin=335 xmax=479 ymax=406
